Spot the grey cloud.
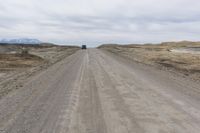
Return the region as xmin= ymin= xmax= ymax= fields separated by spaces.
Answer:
xmin=0 ymin=0 xmax=200 ymax=46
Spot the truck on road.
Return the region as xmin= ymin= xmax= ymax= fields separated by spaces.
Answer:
xmin=82 ymin=45 xmax=87 ymax=49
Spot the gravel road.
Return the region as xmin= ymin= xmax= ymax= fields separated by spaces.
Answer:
xmin=0 ymin=49 xmax=200 ymax=133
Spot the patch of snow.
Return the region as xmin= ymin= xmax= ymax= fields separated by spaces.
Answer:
xmin=170 ymin=48 xmax=200 ymax=54
xmin=0 ymin=38 xmax=42 ymax=44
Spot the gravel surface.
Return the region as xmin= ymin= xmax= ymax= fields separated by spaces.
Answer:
xmin=0 ymin=49 xmax=200 ymax=133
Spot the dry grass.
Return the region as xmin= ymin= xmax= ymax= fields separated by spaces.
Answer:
xmin=99 ymin=41 xmax=200 ymax=81
xmin=0 ymin=53 xmax=44 ymax=70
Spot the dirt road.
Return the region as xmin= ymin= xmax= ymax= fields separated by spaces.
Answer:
xmin=0 ymin=49 xmax=200 ymax=133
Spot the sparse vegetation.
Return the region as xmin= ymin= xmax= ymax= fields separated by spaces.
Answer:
xmin=0 ymin=44 xmax=80 ymax=70
xmin=0 ymin=53 xmax=43 ymax=69
xmin=99 ymin=41 xmax=200 ymax=81
xmin=21 ymin=48 xmax=29 ymax=55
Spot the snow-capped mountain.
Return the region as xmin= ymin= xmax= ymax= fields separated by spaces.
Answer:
xmin=0 ymin=38 xmax=42 ymax=44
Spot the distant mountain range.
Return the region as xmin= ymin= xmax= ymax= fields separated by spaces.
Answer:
xmin=0 ymin=38 xmax=42 ymax=44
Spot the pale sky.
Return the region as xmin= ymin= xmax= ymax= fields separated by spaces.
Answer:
xmin=0 ymin=0 xmax=200 ymax=46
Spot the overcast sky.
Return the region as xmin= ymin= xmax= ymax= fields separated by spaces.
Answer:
xmin=0 ymin=0 xmax=200 ymax=46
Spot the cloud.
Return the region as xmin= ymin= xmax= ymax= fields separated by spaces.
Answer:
xmin=0 ymin=0 xmax=200 ymax=46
